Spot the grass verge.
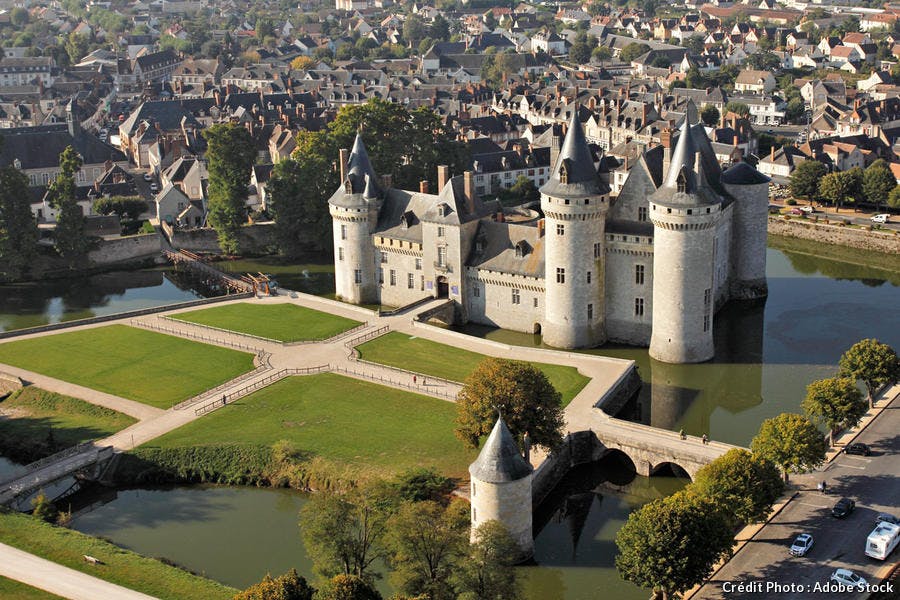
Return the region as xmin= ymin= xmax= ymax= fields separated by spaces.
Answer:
xmin=171 ymin=302 xmax=362 ymax=342
xmin=0 ymin=325 xmax=255 ymax=409
xmin=0 ymin=575 xmax=64 ymax=599
xmin=0 ymin=511 xmax=237 ymax=600
xmin=0 ymin=387 xmax=137 ymax=463
xmin=357 ymin=332 xmax=590 ymax=405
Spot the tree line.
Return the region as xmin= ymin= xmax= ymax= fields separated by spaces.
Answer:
xmin=790 ymin=159 xmax=900 ymax=211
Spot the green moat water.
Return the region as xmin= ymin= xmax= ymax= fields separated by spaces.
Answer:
xmin=6 ymin=238 xmax=899 ymax=599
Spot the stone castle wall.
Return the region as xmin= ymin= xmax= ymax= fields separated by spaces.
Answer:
xmin=767 ymin=216 xmax=900 ymax=255
xmin=470 ymin=474 xmax=534 ymax=558
xmin=88 ymin=233 xmax=162 ymax=265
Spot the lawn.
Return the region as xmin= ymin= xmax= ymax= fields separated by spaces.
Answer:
xmin=0 ymin=576 xmax=64 ymax=600
xmin=0 ymin=325 xmax=255 ymax=409
xmin=0 ymin=387 xmax=137 ymax=463
xmin=147 ymin=373 xmax=476 ymax=479
xmin=356 ymin=332 xmax=590 ymax=405
xmin=0 ymin=511 xmax=236 ymax=600
xmin=171 ymin=302 xmax=363 ymax=342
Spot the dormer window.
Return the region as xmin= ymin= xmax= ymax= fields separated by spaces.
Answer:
xmin=438 ymin=203 xmax=449 ymax=217
xmin=676 ymin=168 xmax=688 ymax=193
xmin=559 ymin=158 xmax=571 ymax=184
xmin=344 ymin=179 xmax=352 ymax=194
xmin=514 ymin=240 xmax=529 ymax=257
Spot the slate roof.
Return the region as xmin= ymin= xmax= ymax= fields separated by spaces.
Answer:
xmin=539 ymin=111 xmax=603 ymax=199
xmin=721 ymin=161 xmax=770 ymax=185
xmin=467 ymin=220 xmax=544 ymax=278
xmin=468 ymin=417 xmax=532 ymax=483
xmin=0 ymin=124 xmax=125 ymax=170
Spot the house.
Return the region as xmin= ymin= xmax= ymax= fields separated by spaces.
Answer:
xmin=0 ymin=57 xmax=54 ymax=88
xmin=132 ymin=50 xmax=182 ymax=82
xmin=861 ymin=13 xmax=898 ymax=32
xmin=829 ymin=46 xmax=863 ymax=67
xmin=734 ymin=69 xmax=776 ymax=94
xmin=531 ymin=30 xmax=567 ymax=55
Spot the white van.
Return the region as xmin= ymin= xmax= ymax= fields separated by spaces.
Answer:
xmin=871 ymin=214 xmax=890 ymax=224
xmin=865 ymin=522 xmax=900 ymax=560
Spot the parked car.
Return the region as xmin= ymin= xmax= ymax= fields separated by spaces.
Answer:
xmin=143 ymin=173 xmax=153 ymax=182
xmin=844 ymin=442 xmax=870 ymax=456
xmin=831 ymin=497 xmax=855 ymax=518
xmin=876 ymin=513 xmax=900 ymax=526
xmin=872 ymin=214 xmax=890 ymax=223
xmin=788 ymin=208 xmax=804 ymax=215
xmin=799 ymin=205 xmax=815 ymax=213
xmin=789 ymin=533 xmax=814 ymax=556
xmin=149 ymin=182 xmax=159 ymax=193
xmin=830 ymin=568 xmax=867 ymax=590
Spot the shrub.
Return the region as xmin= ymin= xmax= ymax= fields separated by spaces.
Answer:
xmin=786 ymin=199 xmax=797 ymax=206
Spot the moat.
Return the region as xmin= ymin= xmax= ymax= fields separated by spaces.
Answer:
xmin=1 ymin=237 xmax=898 ymax=599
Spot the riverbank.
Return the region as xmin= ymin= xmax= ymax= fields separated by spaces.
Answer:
xmin=768 ymin=215 xmax=900 ymax=254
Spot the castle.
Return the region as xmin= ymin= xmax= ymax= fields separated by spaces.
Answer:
xmin=329 ymin=105 xmax=770 ymax=364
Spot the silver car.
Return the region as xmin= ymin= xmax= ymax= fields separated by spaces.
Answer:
xmin=789 ymin=533 xmax=813 ymax=556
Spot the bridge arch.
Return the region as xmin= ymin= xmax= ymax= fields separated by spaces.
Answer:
xmin=649 ymin=461 xmax=692 ymax=481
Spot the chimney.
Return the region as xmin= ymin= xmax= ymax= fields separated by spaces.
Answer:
xmin=463 ymin=170 xmax=476 ymax=214
xmin=537 ymin=218 xmax=545 ymax=237
xmin=339 ymin=148 xmax=349 ymax=183
xmin=419 ymin=180 xmax=429 ymax=194
xmin=437 ymin=164 xmax=449 ymax=191
xmin=733 ymin=134 xmax=739 ymax=147
xmin=661 ymin=126 xmax=673 ymax=168
xmin=550 ymin=124 xmax=562 ymax=169
xmin=770 ymin=145 xmax=775 ymax=161
xmin=496 ymin=210 xmax=505 ymax=222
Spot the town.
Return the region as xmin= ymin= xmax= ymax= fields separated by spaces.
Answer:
xmin=0 ymin=0 xmax=897 ymax=598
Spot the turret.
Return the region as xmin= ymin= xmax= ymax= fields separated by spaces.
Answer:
xmin=469 ymin=417 xmax=534 ymax=561
xmin=721 ymin=162 xmax=770 ymax=300
xmin=329 ymin=133 xmax=383 ymax=304
xmin=648 ymin=114 xmax=720 ymax=364
xmin=539 ymin=111 xmax=610 ymax=349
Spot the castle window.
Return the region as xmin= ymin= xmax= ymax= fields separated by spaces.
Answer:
xmin=341 ymin=224 xmax=347 ymax=240
xmin=437 ymin=246 xmax=447 ymax=267
xmin=636 ymin=264 xmax=645 ymax=285
xmin=474 ymin=284 xmax=480 ymax=298
xmin=667 ymin=208 xmax=672 ymax=214
xmin=564 ymin=199 xmax=570 ymax=205
xmin=703 ymin=314 xmax=710 ymax=332
xmin=420 ymin=276 xmax=425 ymax=291
xmin=512 ymin=289 xmax=520 ymax=304
xmin=408 ymin=273 xmax=414 ymax=289
xmin=380 ymin=253 xmax=388 ymax=264
xmin=390 ymin=270 xmax=396 ymax=286
xmin=354 ymin=269 xmax=362 ymax=284
xmin=533 ymin=297 xmax=538 ymax=308
xmin=594 ymin=242 xmax=602 ymax=258
xmin=704 ymin=288 xmax=711 ymax=308
xmin=585 ymin=199 xmax=590 ymax=205
xmin=634 ymin=297 xmax=644 ymax=316
xmin=415 ymin=258 xmax=422 ymax=270
xmin=557 ymin=224 xmax=564 ymax=236
xmin=687 ymin=209 xmax=693 ymax=215
xmin=438 ymin=226 xmax=445 ymax=237
xmin=587 ymin=303 xmax=593 ymax=320
xmin=586 ymin=271 xmax=591 ymax=284
xmin=338 ymin=247 xmax=344 ymax=261
xmin=556 ymin=268 xmax=565 ymax=284
xmin=707 ymin=207 xmax=711 ymax=214
xmin=638 ymin=207 xmax=648 ymax=221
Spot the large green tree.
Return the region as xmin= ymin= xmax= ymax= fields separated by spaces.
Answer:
xmin=455 ymin=358 xmax=565 ymax=452
xmin=789 ymin=160 xmax=827 ymax=205
xmin=203 ymin=123 xmax=256 ymax=254
xmin=92 ymin=196 xmax=148 ymax=222
xmin=620 ymin=42 xmax=649 ymax=62
xmin=49 ymin=146 xmax=89 ymax=266
xmin=234 ymin=569 xmax=315 ymax=600
xmin=802 ymin=377 xmax=867 ymax=445
xmin=862 ymin=159 xmax=896 ymax=211
xmin=0 ymin=166 xmax=38 ymax=280
xmin=313 ymin=575 xmax=381 ymax=600
xmin=750 ymin=413 xmax=827 ymax=481
xmin=692 ymin=449 xmax=784 ymax=527
xmin=700 ymin=105 xmax=720 ymax=128
xmin=453 ymin=520 xmax=521 ymax=600
xmin=839 ymin=339 xmax=900 ymax=408
xmin=615 ymin=491 xmax=733 ymax=600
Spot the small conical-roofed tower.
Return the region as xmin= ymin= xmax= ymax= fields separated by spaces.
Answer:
xmin=329 ymin=133 xmax=383 ymax=304
xmin=721 ymin=162 xmax=770 ymax=300
xmin=539 ymin=110 xmax=610 ymax=349
xmin=648 ymin=113 xmax=721 ymax=364
xmin=469 ymin=416 xmax=534 ymax=560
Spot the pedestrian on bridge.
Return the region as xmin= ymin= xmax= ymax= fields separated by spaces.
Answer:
xmin=701 ymin=434 xmax=708 ymax=445
xmin=222 ymin=395 xmax=226 ymax=406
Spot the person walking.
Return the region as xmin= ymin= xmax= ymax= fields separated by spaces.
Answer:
xmin=413 ymin=375 xmax=417 ymax=385
xmin=701 ymin=434 xmax=708 ymax=445
xmin=222 ymin=395 xmax=226 ymax=406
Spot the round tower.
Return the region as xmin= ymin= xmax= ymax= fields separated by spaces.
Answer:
xmin=329 ymin=134 xmax=382 ymax=305
xmin=469 ymin=417 xmax=534 ymax=560
xmin=721 ymin=162 xmax=770 ymax=300
xmin=648 ymin=118 xmax=720 ymax=364
xmin=539 ymin=111 xmax=610 ymax=349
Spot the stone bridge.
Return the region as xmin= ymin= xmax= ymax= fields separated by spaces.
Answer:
xmin=0 ymin=444 xmax=115 ymax=508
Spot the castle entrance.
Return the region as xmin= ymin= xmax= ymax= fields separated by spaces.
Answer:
xmin=436 ymin=276 xmax=449 ymax=298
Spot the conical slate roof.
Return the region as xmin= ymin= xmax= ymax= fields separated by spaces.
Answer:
xmin=539 ymin=110 xmax=600 ymax=198
xmin=346 ymin=132 xmax=379 ymax=195
xmin=469 ymin=417 xmax=533 ymax=483
xmin=651 ymin=111 xmax=721 ymax=207
xmin=720 ymin=161 xmax=770 ymax=185
xmin=662 ymin=117 xmax=697 ymax=190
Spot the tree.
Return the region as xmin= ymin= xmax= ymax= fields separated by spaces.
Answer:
xmin=404 ymin=15 xmax=427 ymax=48
xmin=750 ymin=413 xmax=827 ymax=481
xmin=291 ymin=56 xmax=317 ymax=70
xmin=203 ymin=123 xmax=256 ymax=254
xmin=747 ymin=52 xmax=780 ymax=71
xmin=299 ymin=485 xmax=392 ymax=581
xmin=839 ymin=339 xmax=900 ymax=409
xmin=789 ymin=160 xmax=827 ymax=204
xmin=0 ymin=166 xmax=38 ymax=280
xmin=391 ymin=468 xmax=454 ymax=504
xmin=10 ymin=7 xmax=28 ymax=26
xmin=313 ymin=575 xmax=382 ymax=600
xmin=700 ymin=105 xmax=720 ymax=128
xmin=453 ymin=521 xmax=520 ymax=600
xmin=723 ymin=101 xmax=750 ymax=118
xmin=455 ymin=358 xmax=565 ymax=452
xmin=802 ymin=377 xmax=867 ymax=445
xmin=386 ymin=500 xmax=468 ymax=600
xmin=498 ymin=175 xmax=539 ymax=205
xmin=862 ymin=159 xmax=896 ymax=211
xmin=592 ymin=45 xmax=612 ymax=64
xmin=234 ymin=569 xmax=315 ymax=600
xmin=692 ymin=449 xmax=784 ymax=527
xmin=615 ymin=491 xmax=733 ymax=600
xmin=785 ymin=97 xmax=805 ymax=123
xmin=31 ymin=491 xmax=58 ymax=523
xmin=818 ymin=170 xmax=858 ymax=210
xmin=92 ymin=196 xmax=148 ymax=221
xmin=49 ymin=146 xmax=89 ymax=265
xmin=569 ymin=39 xmax=592 ymax=64
xmin=889 ymin=185 xmax=900 ymax=209
xmin=620 ymin=42 xmax=649 ymax=63
xmin=430 ymin=15 xmax=450 ymax=41
xmin=65 ymin=33 xmax=90 ymax=64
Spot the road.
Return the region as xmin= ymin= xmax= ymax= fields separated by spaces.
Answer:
xmin=695 ymin=391 xmax=900 ymax=599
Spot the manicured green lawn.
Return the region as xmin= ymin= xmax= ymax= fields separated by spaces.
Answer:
xmin=147 ymin=373 xmax=476 ymax=479
xmin=0 ymin=511 xmax=236 ymax=600
xmin=0 ymin=387 xmax=137 ymax=462
xmin=171 ymin=302 xmax=363 ymax=342
xmin=0 ymin=576 xmax=64 ymax=600
xmin=0 ymin=325 xmax=255 ymax=409
xmin=356 ymin=332 xmax=590 ymax=406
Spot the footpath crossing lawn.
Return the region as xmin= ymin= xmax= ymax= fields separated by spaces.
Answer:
xmin=357 ymin=332 xmax=590 ymax=406
xmin=0 ymin=325 xmax=255 ymax=409
xmin=171 ymin=302 xmax=362 ymax=342
xmin=148 ymin=373 xmax=476 ymax=479
xmin=0 ymin=512 xmax=236 ymax=600
xmin=0 ymin=575 xmax=64 ymax=600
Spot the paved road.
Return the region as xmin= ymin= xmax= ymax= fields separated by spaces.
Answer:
xmin=0 ymin=542 xmax=158 ymax=600
xmin=695 ymin=390 xmax=900 ymax=599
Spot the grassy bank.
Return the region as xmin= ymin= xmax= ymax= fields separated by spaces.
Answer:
xmin=171 ymin=302 xmax=362 ymax=342
xmin=0 ymin=325 xmax=255 ymax=408
xmin=135 ymin=374 xmax=475 ymax=486
xmin=356 ymin=332 xmax=590 ymax=405
xmin=0 ymin=576 xmax=64 ymax=599
xmin=0 ymin=387 xmax=137 ymax=463
xmin=0 ymin=511 xmax=237 ymax=600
